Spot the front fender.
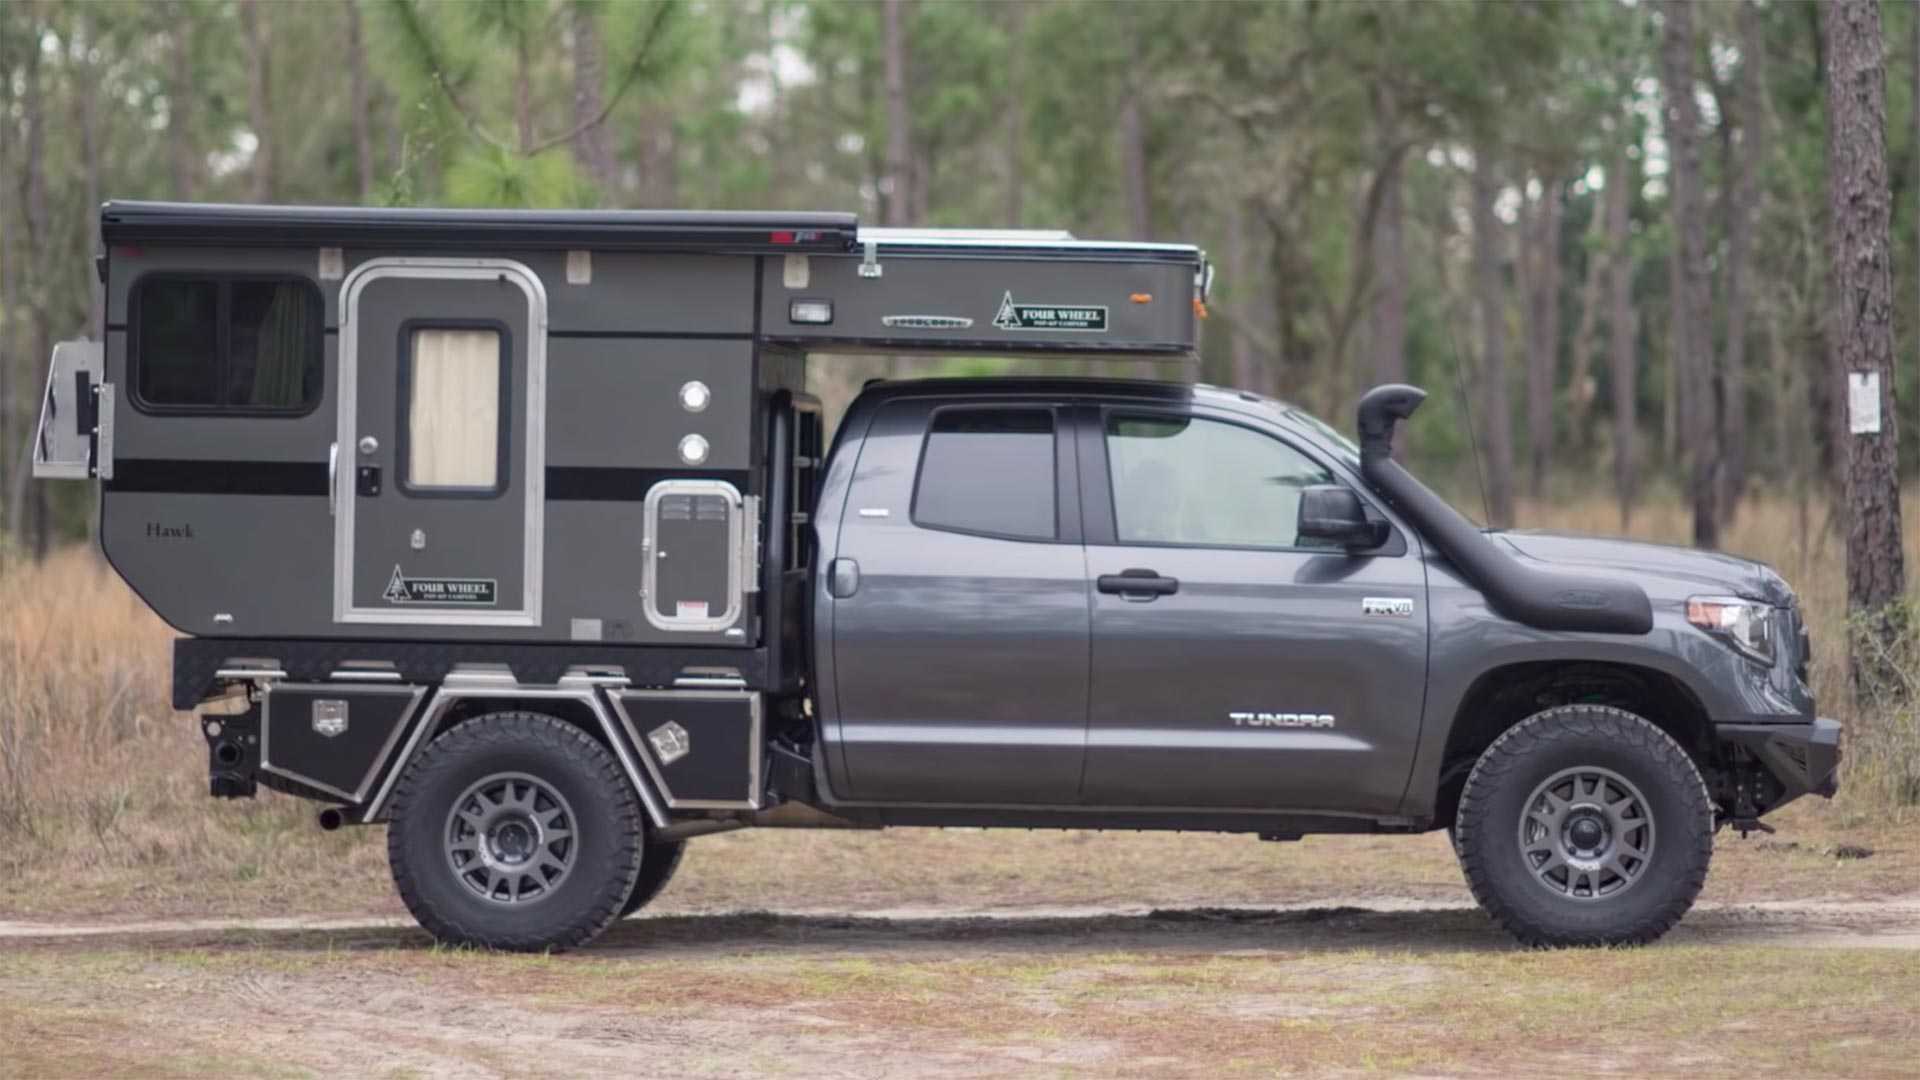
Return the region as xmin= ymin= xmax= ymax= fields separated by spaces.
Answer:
xmin=1397 ymin=569 xmax=1811 ymax=820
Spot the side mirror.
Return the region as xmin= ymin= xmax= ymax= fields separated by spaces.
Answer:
xmin=1297 ymin=485 xmax=1388 ymax=550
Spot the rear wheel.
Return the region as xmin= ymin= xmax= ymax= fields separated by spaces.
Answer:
xmin=1454 ymin=705 xmax=1712 ymax=947
xmin=621 ymin=840 xmax=687 ymax=917
xmin=387 ymin=712 xmax=644 ymax=951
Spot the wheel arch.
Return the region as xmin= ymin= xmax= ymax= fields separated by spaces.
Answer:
xmin=1429 ymin=660 xmax=1715 ymax=831
xmin=361 ymin=685 xmax=669 ymax=828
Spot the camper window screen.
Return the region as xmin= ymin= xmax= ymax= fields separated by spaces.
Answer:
xmin=404 ymin=327 xmax=504 ymax=493
xmin=133 ymin=277 xmax=321 ymax=413
xmin=912 ymin=408 xmax=1056 ymax=541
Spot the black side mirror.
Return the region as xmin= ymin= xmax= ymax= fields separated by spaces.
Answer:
xmin=1297 ymin=485 xmax=1388 ymax=549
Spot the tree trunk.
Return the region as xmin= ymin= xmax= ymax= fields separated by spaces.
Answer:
xmin=1658 ymin=0 xmax=1719 ymax=548
xmin=1002 ymin=0 xmax=1025 ymax=227
xmin=1119 ymin=94 xmax=1151 ymax=239
xmin=72 ymin=8 xmax=103 ymax=336
xmin=347 ymin=0 xmax=374 ymax=201
xmin=1226 ymin=199 xmax=1260 ymax=393
xmin=881 ymin=0 xmax=913 ymax=226
xmin=1369 ymin=89 xmax=1408 ymax=389
xmin=515 ymin=28 xmax=534 ymax=155
xmin=167 ymin=2 xmax=197 ymax=197
xmin=1604 ymin=145 xmax=1638 ymax=529
xmin=239 ymin=0 xmax=275 ymax=202
xmin=1824 ymin=0 xmax=1906 ymax=701
xmin=570 ymin=3 xmax=621 ymax=203
xmin=1471 ymin=153 xmax=1515 ymax=528
xmin=1566 ymin=174 xmax=1610 ymax=448
xmin=1717 ymin=0 xmax=1768 ymax=522
xmin=1524 ymin=178 xmax=1563 ymax=500
xmin=7 ymin=28 xmax=50 ymax=555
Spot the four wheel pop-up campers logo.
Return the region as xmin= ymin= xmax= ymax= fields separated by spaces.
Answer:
xmin=383 ymin=565 xmax=498 ymax=605
xmin=991 ymin=291 xmax=1108 ymax=332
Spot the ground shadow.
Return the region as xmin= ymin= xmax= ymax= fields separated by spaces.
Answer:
xmin=6 ymin=905 xmax=1517 ymax=957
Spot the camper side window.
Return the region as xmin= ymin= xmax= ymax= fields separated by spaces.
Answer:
xmin=132 ymin=276 xmax=322 ymax=414
xmin=401 ymin=325 xmax=508 ymax=495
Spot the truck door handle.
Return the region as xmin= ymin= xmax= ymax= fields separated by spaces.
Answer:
xmin=828 ymin=557 xmax=860 ymax=598
xmin=1097 ymin=568 xmax=1179 ymax=600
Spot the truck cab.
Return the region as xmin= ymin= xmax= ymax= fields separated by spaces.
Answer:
xmin=813 ymin=379 xmax=1425 ymax=819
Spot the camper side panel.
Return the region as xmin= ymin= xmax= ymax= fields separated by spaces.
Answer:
xmin=100 ymin=244 xmax=764 ymax=647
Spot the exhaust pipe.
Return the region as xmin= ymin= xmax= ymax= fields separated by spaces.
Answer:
xmin=316 ymin=808 xmax=346 ymax=831
xmin=1356 ymin=384 xmax=1652 ymax=635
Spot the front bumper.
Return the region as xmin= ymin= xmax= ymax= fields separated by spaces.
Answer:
xmin=1717 ymin=717 xmax=1842 ymax=802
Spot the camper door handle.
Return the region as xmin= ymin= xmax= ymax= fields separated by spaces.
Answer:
xmin=328 ymin=442 xmax=338 ymax=516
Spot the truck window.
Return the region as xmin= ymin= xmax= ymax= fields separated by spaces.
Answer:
xmin=402 ymin=326 xmax=507 ymax=493
xmin=133 ymin=276 xmax=322 ymax=413
xmin=1106 ymin=414 xmax=1332 ymax=549
xmin=912 ymin=408 xmax=1056 ymax=541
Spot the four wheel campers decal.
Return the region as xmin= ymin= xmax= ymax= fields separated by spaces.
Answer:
xmin=992 ymin=291 xmax=1109 ymax=332
xmin=383 ymin=565 xmax=498 ymax=605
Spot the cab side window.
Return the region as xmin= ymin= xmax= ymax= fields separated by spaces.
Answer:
xmin=1106 ymin=414 xmax=1332 ymax=549
xmin=913 ymin=408 xmax=1057 ymax=541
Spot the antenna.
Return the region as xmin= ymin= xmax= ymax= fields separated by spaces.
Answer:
xmin=1443 ymin=319 xmax=1493 ymax=528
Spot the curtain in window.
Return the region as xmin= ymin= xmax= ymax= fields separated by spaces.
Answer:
xmin=408 ymin=328 xmax=501 ymax=489
xmin=248 ymin=284 xmax=317 ymax=408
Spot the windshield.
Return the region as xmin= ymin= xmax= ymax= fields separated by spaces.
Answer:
xmin=1284 ymin=408 xmax=1362 ymax=467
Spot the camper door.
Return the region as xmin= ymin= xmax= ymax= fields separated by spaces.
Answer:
xmin=334 ymin=258 xmax=546 ymax=627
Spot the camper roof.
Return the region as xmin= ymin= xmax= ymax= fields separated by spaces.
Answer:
xmin=99 ymin=200 xmax=860 ymax=253
xmin=99 ymin=201 xmax=1204 ymax=267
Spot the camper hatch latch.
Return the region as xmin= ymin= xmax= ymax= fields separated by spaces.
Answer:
xmin=859 ymin=239 xmax=882 ymax=279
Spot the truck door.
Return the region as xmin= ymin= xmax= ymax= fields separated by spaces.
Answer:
xmin=1077 ymin=406 xmax=1428 ymax=815
xmin=824 ymin=398 xmax=1089 ymax=803
xmin=333 ymin=259 xmax=546 ymax=628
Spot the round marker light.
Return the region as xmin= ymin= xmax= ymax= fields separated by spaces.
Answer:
xmin=679 ymin=380 xmax=711 ymax=413
xmin=678 ymin=433 xmax=710 ymax=465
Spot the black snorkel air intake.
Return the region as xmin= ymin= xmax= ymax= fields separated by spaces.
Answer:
xmin=1357 ymin=384 xmax=1653 ymax=635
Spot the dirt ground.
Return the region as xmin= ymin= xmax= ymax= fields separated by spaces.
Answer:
xmin=4 ymin=804 xmax=1919 ymax=1078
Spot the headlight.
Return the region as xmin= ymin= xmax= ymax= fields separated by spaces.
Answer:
xmin=1687 ymin=596 xmax=1778 ymax=666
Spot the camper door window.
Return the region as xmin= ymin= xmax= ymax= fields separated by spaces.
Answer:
xmin=131 ymin=276 xmax=323 ymax=415
xmin=399 ymin=324 xmax=509 ymax=496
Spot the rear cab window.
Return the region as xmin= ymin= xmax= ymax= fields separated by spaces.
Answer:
xmin=912 ymin=407 xmax=1058 ymax=541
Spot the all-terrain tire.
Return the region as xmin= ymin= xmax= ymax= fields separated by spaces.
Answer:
xmin=387 ymin=711 xmax=644 ymax=952
xmin=1454 ymin=705 xmax=1713 ymax=948
xmin=621 ymin=840 xmax=687 ymax=917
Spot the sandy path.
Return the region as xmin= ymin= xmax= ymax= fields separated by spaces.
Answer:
xmin=5 ymin=895 xmax=1920 ymax=949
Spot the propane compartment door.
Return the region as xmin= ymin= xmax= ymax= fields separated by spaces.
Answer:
xmin=611 ymin=689 xmax=762 ymax=808
xmin=334 ymin=258 xmax=546 ymax=627
xmin=643 ymin=479 xmax=751 ymax=634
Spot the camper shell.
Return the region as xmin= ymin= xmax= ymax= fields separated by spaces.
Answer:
xmin=46 ymin=201 xmax=1204 ymax=661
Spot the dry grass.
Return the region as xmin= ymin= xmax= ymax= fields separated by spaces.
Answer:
xmin=0 ymin=490 xmax=1916 ymax=924
xmin=3 ymin=929 xmax=1919 ymax=1077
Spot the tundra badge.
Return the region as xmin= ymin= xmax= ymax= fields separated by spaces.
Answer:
xmin=1362 ymin=596 xmax=1415 ymax=618
xmin=1230 ymin=712 xmax=1337 ymax=729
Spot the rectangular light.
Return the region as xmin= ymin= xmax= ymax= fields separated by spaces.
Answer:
xmin=789 ymin=299 xmax=834 ymax=325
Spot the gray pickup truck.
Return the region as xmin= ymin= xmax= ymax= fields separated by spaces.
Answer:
xmin=35 ymin=203 xmax=1836 ymax=952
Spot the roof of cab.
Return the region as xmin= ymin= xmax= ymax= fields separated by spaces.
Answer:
xmin=100 ymin=200 xmax=860 ymax=254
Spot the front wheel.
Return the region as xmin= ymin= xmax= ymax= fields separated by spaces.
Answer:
xmin=1454 ymin=705 xmax=1713 ymax=947
xmin=386 ymin=712 xmax=645 ymax=951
